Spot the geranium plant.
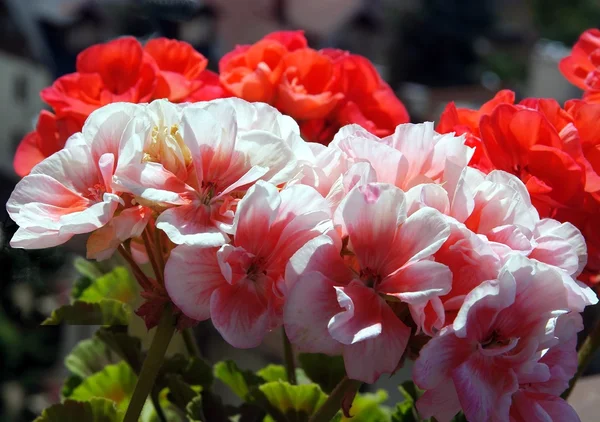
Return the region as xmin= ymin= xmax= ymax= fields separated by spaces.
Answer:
xmin=7 ymin=29 xmax=600 ymax=422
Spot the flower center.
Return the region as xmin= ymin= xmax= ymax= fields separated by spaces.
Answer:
xmin=481 ymin=330 xmax=511 ymax=350
xmin=360 ymin=267 xmax=381 ymax=289
xmin=86 ymin=183 xmax=107 ymax=202
xmin=143 ymin=124 xmax=192 ymax=170
xmin=199 ymin=181 xmax=218 ymax=205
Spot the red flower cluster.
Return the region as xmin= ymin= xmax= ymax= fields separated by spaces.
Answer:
xmin=15 ymin=31 xmax=408 ymax=177
xmin=218 ymin=31 xmax=409 ymax=143
xmin=14 ymin=36 xmax=225 ymax=177
xmin=560 ymin=28 xmax=600 ymax=102
xmin=438 ymin=92 xmax=600 ymax=285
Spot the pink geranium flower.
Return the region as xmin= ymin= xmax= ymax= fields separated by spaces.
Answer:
xmin=413 ymin=255 xmax=596 ymax=422
xmin=164 ymin=181 xmax=332 ymax=348
xmin=284 ymin=182 xmax=452 ymax=383
xmin=115 ymin=98 xmax=304 ymax=247
xmin=7 ymin=103 xmax=150 ymax=258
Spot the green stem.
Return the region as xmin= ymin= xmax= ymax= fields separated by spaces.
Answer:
xmin=308 ymin=377 xmax=361 ymax=422
xmin=282 ymin=328 xmax=297 ymax=385
xmin=563 ymin=315 xmax=600 ymax=400
xmin=182 ymin=327 xmax=201 ymax=357
xmin=150 ymin=391 xmax=167 ymax=422
xmin=124 ymin=307 xmax=176 ymax=422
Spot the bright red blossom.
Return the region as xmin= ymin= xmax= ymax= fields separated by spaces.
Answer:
xmin=15 ymin=36 xmax=224 ymax=177
xmin=144 ymin=38 xmax=224 ymax=102
xmin=437 ymin=89 xmax=515 ymax=172
xmin=13 ymin=110 xmax=83 ymax=177
xmin=559 ymin=28 xmax=600 ymax=102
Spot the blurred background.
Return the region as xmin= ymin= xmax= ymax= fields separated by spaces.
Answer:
xmin=0 ymin=0 xmax=599 ymax=421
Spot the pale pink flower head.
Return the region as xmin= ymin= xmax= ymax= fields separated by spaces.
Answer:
xmin=115 ymin=98 xmax=304 ymax=247
xmin=413 ymin=255 xmax=597 ymax=422
xmin=164 ymin=181 xmax=332 ymax=348
xmin=284 ymin=182 xmax=452 ymax=383
xmin=7 ymin=102 xmax=151 ymax=258
xmin=329 ymin=122 xmax=474 ymax=191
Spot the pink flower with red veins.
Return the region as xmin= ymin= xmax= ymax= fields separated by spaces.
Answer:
xmin=284 ymin=182 xmax=452 ymax=383
xmin=7 ymin=103 xmax=151 ymax=258
xmin=413 ymin=255 xmax=597 ymax=422
xmin=115 ymin=98 xmax=303 ymax=247
xmin=164 ymin=181 xmax=332 ymax=348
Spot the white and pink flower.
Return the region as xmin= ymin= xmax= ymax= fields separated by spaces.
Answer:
xmin=164 ymin=180 xmax=332 ymax=348
xmin=284 ymin=182 xmax=452 ymax=383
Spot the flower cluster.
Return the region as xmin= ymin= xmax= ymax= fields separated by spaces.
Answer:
xmin=219 ymin=31 xmax=409 ymax=143
xmin=437 ymin=90 xmax=600 ymax=286
xmin=560 ymin=28 xmax=600 ymax=102
xmin=14 ymin=32 xmax=409 ymax=177
xmin=7 ymin=97 xmax=596 ymax=421
xmin=14 ymin=37 xmax=225 ymax=177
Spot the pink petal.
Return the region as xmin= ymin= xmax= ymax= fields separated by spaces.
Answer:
xmin=181 ymin=105 xmax=237 ymax=187
xmin=335 ymin=135 xmax=408 ymax=185
xmin=413 ymin=327 xmax=472 ymax=390
xmin=453 ymin=272 xmax=516 ymax=340
xmin=285 ymin=234 xmax=351 ymax=289
xmin=511 ymin=391 xmax=580 ymax=422
xmin=405 ymin=183 xmax=450 ymax=216
xmin=156 ymin=203 xmax=229 ymax=246
xmin=232 ymin=181 xmax=280 ymax=255
xmin=416 ymin=380 xmax=462 ymax=422
xmin=341 ymin=292 xmax=411 ymax=383
xmin=339 ymin=183 xmax=407 ymax=270
xmin=452 ymin=354 xmax=518 ymax=422
xmin=87 ymin=205 xmax=151 ymax=260
xmin=383 ymin=207 xmax=450 ymax=273
xmin=165 ymin=245 xmax=224 ymax=321
xmin=328 ymin=282 xmax=384 ymax=345
xmin=378 ymin=260 xmax=452 ymax=304
xmin=283 ymin=271 xmax=344 ymax=355
xmin=210 ymin=281 xmax=270 ymax=348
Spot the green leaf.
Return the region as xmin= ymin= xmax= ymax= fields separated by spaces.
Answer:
xmin=166 ymin=374 xmax=201 ymax=412
xmin=343 ymin=390 xmax=390 ymax=422
xmin=160 ymin=354 xmax=213 ymax=390
xmin=65 ymin=337 xmax=119 ymax=378
xmin=213 ymin=360 xmax=265 ymax=401
xmin=79 ymin=266 xmax=137 ymax=304
xmin=298 ymin=353 xmax=346 ymax=393
xmin=391 ymin=382 xmax=422 ymax=422
xmin=257 ymin=364 xmax=310 ymax=385
xmin=74 ymin=257 xmax=104 ymax=280
xmin=186 ymin=395 xmax=204 ymax=421
xmin=61 ymin=374 xmax=83 ymax=399
xmin=96 ymin=327 xmax=143 ymax=374
xmin=42 ymin=300 xmax=131 ymax=325
xmin=69 ymin=361 xmax=137 ymax=412
xmin=33 ymin=398 xmax=123 ymax=422
xmin=258 ymin=381 xmax=327 ymax=421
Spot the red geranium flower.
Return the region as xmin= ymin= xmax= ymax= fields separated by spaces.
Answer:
xmin=328 ymin=50 xmax=409 ymax=137
xmin=145 ymin=38 xmax=224 ymax=102
xmin=276 ymin=48 xmax=343 ymax=120
xmin=41 ymin=37 xmax=157 ymax=123
xmin=13 ymin=111 xmax=82 ymax=177
xmin=437 ymin=90 xmax=515 ymax=172
xmin=219 ymin=31 xmax=306 ymax=103
xmin=560 ymin=28 xmax=600 ymax=102
xmin=478 ymin=97 xmax=600 ymax=284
